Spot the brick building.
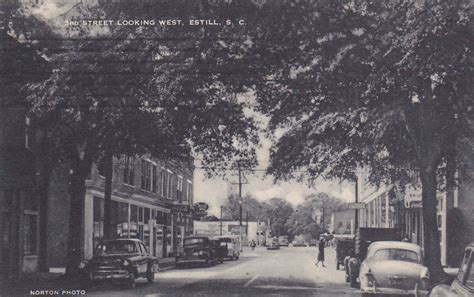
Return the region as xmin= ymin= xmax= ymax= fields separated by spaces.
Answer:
xmin=48 ymin=156 xmax=194 ymax=267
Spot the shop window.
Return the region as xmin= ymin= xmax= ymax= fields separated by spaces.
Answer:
xmin=117 ymin=202 xmax=129 ymax=238
xmin=123 ymin=156 xmax=135 ymax=186
xmin=93 ymin=197 xmax=104 ymax=248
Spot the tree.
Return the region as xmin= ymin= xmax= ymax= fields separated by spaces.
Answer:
xmin=262 ymin=198 xmax=294 ymax=237
xmin=180 ymin=0 xmax=473 ymax=282
xmin=286 ymin=193 xmax=345 ymax=240
xmin=20 ymin=1 xmax=259 ymax=276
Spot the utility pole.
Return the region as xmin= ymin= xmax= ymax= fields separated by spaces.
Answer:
xmin=220 ymin=206 xmax=223 ymax=235
xmin=246 ymin=210 xmax=249 ymax=237
xmin=238 ymin=163 xmax=243 ymax=252
xmin=322 ymin=200 xmax=325 ymax=232
xmin=355 ymin=176 xmax=359 ymax=233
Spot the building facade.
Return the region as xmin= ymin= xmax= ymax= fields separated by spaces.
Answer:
xmin=48 ymin=156 xmax=194 ymax=267
xmin=0 ymin=32 xmax=51 ymax=277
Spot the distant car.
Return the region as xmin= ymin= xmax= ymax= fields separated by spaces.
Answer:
xmin=214 ymin=236 xmax=240 ymax=260
xmin=309 ymin=239 xmax=318 ymax=247
xmin=292 ymin=240 xmax=307 ymax=247
xmin=430 ymin=242 xmax=474 ymax=297
xmin=78 ymin=238 xmax=158 ymax=289
xmin=176 ymin=236 xmax=218 ymax=268
xmin=267 ymin=237 xmax=280 ymax=250
xmin=358 ymin=241 xmax=429 ymax=297
xmin=279 ymin=236 xmax=289 ymax=247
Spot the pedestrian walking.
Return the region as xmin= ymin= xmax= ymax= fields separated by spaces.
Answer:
xmin=250 ymin=240 xmax=256 ymax=251
xmin=315 ymin=238 xmax=326 ymax=267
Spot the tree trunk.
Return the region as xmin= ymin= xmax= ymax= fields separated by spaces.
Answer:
xmin=419 ymin=163 xmax=446 ymax=283
xmin=103 ymin=151 xmax=114 ymax=239
xmin=64 ymin=158 xmax=90 ymax=276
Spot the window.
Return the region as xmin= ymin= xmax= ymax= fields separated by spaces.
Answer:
xmin=141 ymin=160 xmax=151 ymax=191
xmin=372 ymin=248 xmax=419 ymax=263
xmin=465 ymin=254 xmax=474 ymax=289
xmin=23 ymin=210 xmax=38 ymax=256
xmin=152 ymin=165 xmax=157 ymax=193
xmin=167 ymin=171 xmax=173 ymax=199
xmin=123 ymin=156 xmax=135 ymax=186
xmin=458 ymin=250 xmax=472 ymax=283
xmin=177 ymin=176 xmax=183 ymax=202
xmin=186 ymin=180 xmax=193 ymax=203
xmin=24 ymin=192 xmax=38 ymax=255
xmin=160 ymin=169 xmax=167 ymax=197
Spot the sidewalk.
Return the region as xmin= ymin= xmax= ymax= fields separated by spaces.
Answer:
xmin=0 ymin=257 xmax=177 ymax=296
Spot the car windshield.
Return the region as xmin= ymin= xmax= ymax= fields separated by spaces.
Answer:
xmin=96 ymin=241 xmax=138 ymax=255
xmin=184 ymin=238 xmax=206 ymax=246
xmin=372 ymin=248 xmax=419 ymax=263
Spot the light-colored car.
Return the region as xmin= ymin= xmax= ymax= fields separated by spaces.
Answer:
xmin=430 ymin=242 xmax=474 ymax=297
xmin=359 ymin=241 xmax=429 ymax=297
xmin=267 ymin=237 xmax=280 ymax=250
xmin=214 ymin=236 xmax=240 ymax=260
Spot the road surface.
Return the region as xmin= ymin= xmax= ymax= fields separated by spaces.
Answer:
xmin=87 ymin=246 xmax=361 ymax=296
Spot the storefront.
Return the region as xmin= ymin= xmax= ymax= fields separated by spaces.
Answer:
xmin=89 ymin=193 xmax=173 ymax=259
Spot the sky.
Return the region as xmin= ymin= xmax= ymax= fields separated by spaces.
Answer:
xmin=194 ymin=132 xmax=357 ymax=217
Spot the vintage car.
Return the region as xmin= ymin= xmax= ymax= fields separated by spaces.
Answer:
xmin=78 ymin=238 xmax=159 ymax=289
xmin=309 ymin=239 xmax=318 ymax=247
xmin=430 ymin=242 xmax=474 ymax=297
xmin=210 ymin=238 xmax=226 ymax=264
xmin=358 ymin=241 xmax=429 ymax=297
xmin=279 ymin=236 xmax=289 ymax=247
xmin=214 ymin=236 xmax=240 ymax=260
xmin=267 ymin=237 xmax=280 ymax=250
xmin=176 ymin=236 xmax=218 ymax=268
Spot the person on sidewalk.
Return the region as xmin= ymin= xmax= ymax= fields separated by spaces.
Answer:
xmin=315 ymin=238 xmax=326 ymax=267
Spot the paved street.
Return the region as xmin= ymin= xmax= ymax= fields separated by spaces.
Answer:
xmin=86 ymin=246 xmax=360 ymax=297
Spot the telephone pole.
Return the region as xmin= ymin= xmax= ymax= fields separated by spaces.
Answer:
xmin=231 ymin=162 xmax=247 ymax=252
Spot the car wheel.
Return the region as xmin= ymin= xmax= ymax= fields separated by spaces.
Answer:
xmin=336 ymin=262 xmax=340 ymax=270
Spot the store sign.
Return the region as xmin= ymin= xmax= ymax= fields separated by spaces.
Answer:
xmin=171 ymin=204 xmax=190 ymax=213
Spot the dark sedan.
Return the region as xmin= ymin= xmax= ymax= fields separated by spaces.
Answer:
xmin=176 ymin=236 xmax=218 ymax=268
xmin=78 ymin=238 xmax=159 ymax=289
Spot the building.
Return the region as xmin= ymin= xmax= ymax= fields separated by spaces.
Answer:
xmin=357 ymin=166 xmax=474 ymax=268
xmin=330 ymin=209 xmax=355 ymax=236
xmin=0 ymin=32 xmax=51 ymax=277
xmin=48 ymin=156 xmax=194 ymax=267
xmin=193 ymin=220 xmax=267 ymax=245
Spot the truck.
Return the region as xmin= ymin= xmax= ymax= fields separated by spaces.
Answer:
xmin=344 ymin=227 xmax=401 ymax=288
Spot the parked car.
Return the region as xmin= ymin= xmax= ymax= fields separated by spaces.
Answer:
xmin=358 ymin=241 xmax=429 ymax=297
xmin=214 ymin=236 xmax=240 ymax=260
xmin=78 ymin=238 xmax=159 ymax=289
xmin=279 ymin=236 xmax=289 ymax=247
xmin=335 ymin=238 xmax=353 ymax=270
xmin=430 ymin=242 xmax=474 ymax=297
xmin=267 ymin=237 xmax=280 ymax=250
xmin=309 ymin=239 xmax=318 ymax=247
xmin=176 ymin=236 xmax=218 ymax=268
xmin=346 ymin=227 xmax=401 ymax=288
xmin=210 ymin=238 xmax=227 ymax=264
